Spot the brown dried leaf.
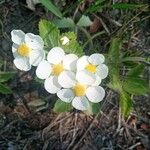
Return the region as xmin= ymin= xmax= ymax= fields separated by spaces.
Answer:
xmin=140 ymin=123 xmax=149 ymax=130
xmin=90 ymin=17 xmax=102 ymax=33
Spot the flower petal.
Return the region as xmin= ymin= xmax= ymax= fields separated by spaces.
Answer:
xmin=60 ymin=36 xmax=69 ymax=45
xmin=25 ymin=33 xmax=44 ymax=49
xmin=44 ymin=76 xmax=61 ymax=94
xmin=29 ymin=49 xmax=45 ymax=66
xmin=93 ymin=75 xmax=102 ymax=86
xmin=96 ymin=64 xmax=108 ymax=79
xmin=47 ymin=47 xmax=65 ymax=64
xmin=36 ymin=60 xmax=52 ymax=79
xmin=12 ymin=43 xmax=19 ymax=58
xmin=76 ymin=70 xmax=96 ymax=85
xmin=76 ymin=56 xmax=89 ymax=71
xmin=72 ymin=96 xmax=89 ymax=111
xmin=11 ymin=30 xmax=25 ymax=45
xmin=58 ymin=71 xmax=76 ymax=88
xmin=57 ymin=89 xmax=75 ymax=103
xmin=13 ymin=56 xmax=31 ymax=71
xmin=86 ymin=86 xmax=105 ymax=103
xmin=63 ymin=54 xmax=78 ymax=71
xmin=12 ymin=43 xmax=18 ymax=53
xmin=88 ymin=53 xmax=105 ymax=65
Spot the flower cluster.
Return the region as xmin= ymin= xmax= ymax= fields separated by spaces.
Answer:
xmin=11 ymin=30 xmax=108 ymax=111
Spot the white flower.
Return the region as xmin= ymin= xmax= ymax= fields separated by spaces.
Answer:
xmin=76 ymin=54 xmax=108 ymax=86
xmin=57 ymin=71 xmax=105 ymax=111
xmin=36 ymin=47 xmax=78 ymax=94
xmin=60 ymin=36 xmax=69 ymax=45
xmin=11 ymin=30 xmax=45 ymax=71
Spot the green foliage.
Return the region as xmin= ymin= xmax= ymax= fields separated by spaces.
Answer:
xmin=127 ymin=64 xmax=144 ymax=77
xmin=108 ymin=38 xmax=149 ymax=117
xmin=39 ymin=19 xmax=84 ymax=56
xmin=0 ymin=71 xmax=15 ymax=94
xmin=0 ymin=83 xmax=12 ymax=94
xmin=54 ymin=15 xmax=92 ymax=29
xmin=120 ymin=92 xmax=132 ymax=117
xmin=108 ymin=38 xmax=122 ymax=92
xmin=60 ymin=32 xmax=84 ymax=56
xmin=0 ymin=72 xmax=15 ymax=83
xmin=108 ymin=38 xmax=131 ymax=116
xmin=39 ymin=0 xmax=63 ymax=18
xmin=53 ymin=99 xmax=73 ymax=113
xmin=34 ymin=76 xmax=44 ymax=84
xmin=85 ymin=102 xmax=101 ymax=115
xmin=53 ymin=18 xmax=75 ymax=28
xmin=123 ymin=64 xmax=149 ymax=95
xmin=123 ymin=78 xmax=150 ymax=95
xmin=112 ymin=3 xmax=147 ymax=10
xmin=39 ymin=19 xmax=60 ymax=49
xmin=77 ymin=15 xmax=92 ymax=27
xmin=85 ymin=0 xmax=105 ymax=13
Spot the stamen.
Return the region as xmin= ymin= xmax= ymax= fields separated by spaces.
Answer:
xmin=52 ymin=64 xmax=64 ymax=75
xmin=17 ymin=43 xmax=31 ymax=57
xmin=85 ymin=64 xmax=96 ymax=73
xmin=73 ymin=83 xmax=86 ymax=97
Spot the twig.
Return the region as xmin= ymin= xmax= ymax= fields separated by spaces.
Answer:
xmin=128 ymin=142 xmax=141 ymax=150
xmin=71 ymin=91 xmax=113 ymax=150
xmin=93 ymin=14 xmax=110 ymax=35
xmin=42 ymin=113 xmax=73 ymax=140
xmin=100 ymin=13 xmax=122 ymax=27
xmin=72 ymin=113 xmax=99 ymax=150
xmin=117 ymin=107 xmax=121 ymax=133
xmin=66 ymin=111 xmax=78 ymax=150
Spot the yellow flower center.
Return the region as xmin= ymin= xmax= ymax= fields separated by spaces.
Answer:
xmin=52 ymin=64 xmax=64 ymax=75
xmin=17 ymin=43 xmax=31 ymax=57
xmin=73 ymin=83 xmax=87 ymax=97
xmin=85 ymin=64 xmax=96 ymax=73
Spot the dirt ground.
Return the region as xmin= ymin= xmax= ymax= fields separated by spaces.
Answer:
xmin=0 ymin=0 xmax=150 ymax=150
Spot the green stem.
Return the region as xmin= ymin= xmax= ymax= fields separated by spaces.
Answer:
xmin=83 ymin=31 xmax=106 ymax=49
xmin=122 ymin=57 xmax=150 ymax=64
xmin=77 ymin=26 xmax=93 ymax=50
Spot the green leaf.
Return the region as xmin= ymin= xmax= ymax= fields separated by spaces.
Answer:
xmin=112 ymin=3 xmax=147 ymax=10
xmin=107 ymin=38 xmax=122 ymax=92
xmin=77 ymin=15 xmax=93 ymax=27
xmin=120 ymin=92 xmax=132 ymax=117
xmin=53 ymin=18 xmax=75 ymax=28
xmin=85 ymin=0 xmax=105 ymax=13
xmin=85 ymin=102 xmax=101 ymax=115
xmin=0 ymin=72 xmax=15 ymax=83
xmin=127 ymin=64 xmax=144 ymax=77
xmin=34 ymin=77 xmax=44 ymax=84
xmin=0 ymin=83 xmax=12 ymax=94
xmin=39 ymin=19 xmax=60 ymax=49
xmin=108 ymin=38 xmax=122 ymax=64
xmin=60 ymin=32 xmax=84 ymax=56
xmin=53 ymin=99 xmax=73 ymax=113
xmin=123 ymin=78 xmax=150 ymax=95
xmin=39 ymin=0 xmax=63 ymax=18
xmin=107 ymin=80 xmax=122 ymax=92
